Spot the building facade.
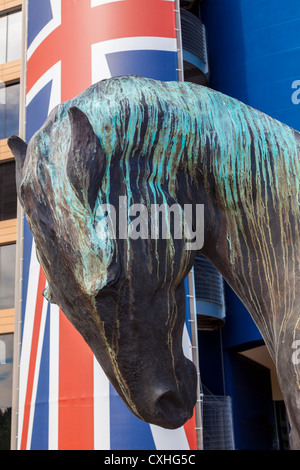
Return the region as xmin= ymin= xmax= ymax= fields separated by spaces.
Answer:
xmin=0 ymin=0 xmax=22 ymax=451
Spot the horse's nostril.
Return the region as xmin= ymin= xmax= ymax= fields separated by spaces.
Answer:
xmin=158 ymin=391 xmax=183 ymax=413
xmin=156 ymin=390 xmax=191 ymax=429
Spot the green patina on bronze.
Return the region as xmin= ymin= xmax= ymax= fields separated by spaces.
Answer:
xmin=7 ymin=76 xmax=300 ymax=444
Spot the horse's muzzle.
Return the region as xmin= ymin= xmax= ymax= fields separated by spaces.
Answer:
xmin=145 ymin=358 xmax=197 ymax=429
xmin=155 ymin=389 xmax=194 ymax=429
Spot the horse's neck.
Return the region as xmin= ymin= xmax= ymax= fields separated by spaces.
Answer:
xmin=189 ymin=116 xmax=300 ymax=358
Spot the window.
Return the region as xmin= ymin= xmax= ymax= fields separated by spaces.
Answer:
xmin=0 ymin=161 xmax=17 ymax=221
xmin=0 ymin=10 xmax=22 ymax=65
xmin=0 ymin=333 xmax=13 ymax=450
xmin=0 ymin=244 xmax=16 ymax=309
xmin=0 ymin=82 xmax=20 ymax=139
xmin=0 ymin=339 xmax=5 ymax=364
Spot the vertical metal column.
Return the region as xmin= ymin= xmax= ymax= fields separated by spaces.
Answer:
xmin=187 ymin=268 xmax=203 ymax=450
xmin=174 ymin=0 xmax=203 ymax=450
xmin=10 ymin=0 xmax=28 ymax=451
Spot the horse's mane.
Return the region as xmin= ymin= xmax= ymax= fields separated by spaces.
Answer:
xmin=27 ymin=76 xmax=300 ymax=299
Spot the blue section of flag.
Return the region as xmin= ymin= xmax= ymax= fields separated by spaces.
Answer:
xmin=30 ymin=304 xmax=50 ymax=450
xmin=26 ymin=81 xmax=52 ymax=141
xmin=21 ymin=219 xmax=33 ymax=343
xmin=109 ymin=384 xmax=156 ymax=450
xmin=106 ymin=50 xmax=178 ymax=82
xmin=28 ymin=0 xmax=53 ymax=48
xmin=184 ymin=277 xmax=192 ymax=341
xmin=21 ymin=0 xmax=196 ymax=450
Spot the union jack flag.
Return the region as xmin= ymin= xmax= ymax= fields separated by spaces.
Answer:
xmin=16 ymin=0 xmax=200 ymax=450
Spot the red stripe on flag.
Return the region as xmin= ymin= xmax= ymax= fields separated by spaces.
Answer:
xmin=58 ymin=311 xmax=94 ymax=450
xmin=27 ymin=0 xmax=176 ymax=101
xmin=184 ymin=409 xmax=198 ymax=450
xmin=20 ymin=268 xmax=47 ymax=450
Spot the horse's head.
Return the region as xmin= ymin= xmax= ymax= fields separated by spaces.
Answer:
xmin=8 ymin=83 xmax=197 ymax=429
xmin=93 ymin=213 xmax=198 ymax=428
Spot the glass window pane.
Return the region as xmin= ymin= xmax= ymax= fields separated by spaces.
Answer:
xmin=0 ymin=244 xmax=16 ymax=309
xmin=7 ymin=11 xmax=22 ymax=62
xmin=0 ymin=334 xmax=13 ymax=403
xmin=5 ymin=83 xmax=20 ymax=137
xmin=0 ymin=82 xmax=5 ymax=140
xmin=0 ymin=15 xmax=7 ymax=65
xmin=0 ymin=161 xmax=17 ymax=221
xmin=0 ymin=333 xmax=13 ymax=450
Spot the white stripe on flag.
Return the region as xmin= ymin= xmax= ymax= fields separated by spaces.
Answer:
xmin=93 ymin=356 xmax=110 ymax=450
xmin=26 ymin=295 xmax=49 ymax=449
xmin=182 ymin=323 xmax=193 ymax=362
xmin=91 ymin=0 xmax=124 ymax=6
xmin=26 ymin=61 xmax=61 ymax=115
xmin=17 ymin=244 xmax=40 ymax=449
xmin=27 ymin=0 xmax=61 ymax=60
xmin=48 ymin=304 xmax=60 ymax=450
xmin=91 ymin=36 xmax=177 ymax=83
xmin=150 ymin=424 xmax=190 ymax=450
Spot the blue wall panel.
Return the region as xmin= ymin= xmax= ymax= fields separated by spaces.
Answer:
xmin=199 ymin=0 xmax=300 ymax=449
xmin=201 ymin=0 xmax=300 ymax=347
xmin=202 ymin=0 xmax=300 ymax=129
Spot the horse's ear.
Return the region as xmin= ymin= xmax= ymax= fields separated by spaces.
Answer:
xmin=67 ymin=106 xmax=106 ymax=211
xmin=7 ymin=135 xmax=27 ymax=203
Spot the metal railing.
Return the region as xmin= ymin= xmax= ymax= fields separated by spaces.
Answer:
xmin=201 ymin=392 xmax=235 ymax=450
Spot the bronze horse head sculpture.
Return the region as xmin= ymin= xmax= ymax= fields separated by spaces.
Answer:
xmin=8 ymin=76 xmax=300 ymax=447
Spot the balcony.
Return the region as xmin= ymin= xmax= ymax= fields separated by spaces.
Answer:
xmin=194 ymin=254 xmax=226 ymax=330
xmin=181 ymin=9 xmax=209 ymax=85
xmin=202 ymin=392 xmax=235 ymax=450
